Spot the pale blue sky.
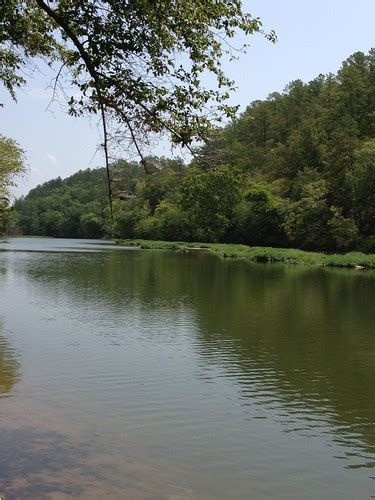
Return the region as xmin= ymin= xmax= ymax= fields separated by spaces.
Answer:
xmin=1 ymin=0 xmax=375 ymax=196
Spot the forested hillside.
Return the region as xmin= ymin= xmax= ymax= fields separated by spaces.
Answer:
xmin=14 ymin=49 xmax=375 ymax=252
xmin=13 ymin=167 xmax=110 ymax=238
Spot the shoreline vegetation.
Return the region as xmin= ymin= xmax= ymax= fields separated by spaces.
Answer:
xmin=117 ymin=239 xmax=375 ymax=269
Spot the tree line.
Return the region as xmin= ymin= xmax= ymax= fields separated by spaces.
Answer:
xmin=13 ymin=49 xmax=375 ymax=252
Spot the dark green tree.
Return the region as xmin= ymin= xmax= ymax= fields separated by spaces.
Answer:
xmin=179 ymin=166 xmax=242 ymax=242
xmin=347 ymin=139 xmax=375 ymax=237
xmin=236 ymin=183 xmax=284 ymax=246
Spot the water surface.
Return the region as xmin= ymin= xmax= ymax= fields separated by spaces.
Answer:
xmin=0 ymin=237 xmax=374 ymax=499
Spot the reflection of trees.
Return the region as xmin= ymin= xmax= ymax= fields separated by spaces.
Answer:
xmin=21 ymin=249 xmax=211 ymax=309
xmin=191 ymin=262 xmax=375 ymax=460
xmin=0 ymin=323 xmax=20 ymax=395
xmin=21 ymin=250 xmax=375 ymax=459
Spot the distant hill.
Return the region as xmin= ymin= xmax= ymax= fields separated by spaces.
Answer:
xmin=14 ymin=166 xmax=113 ymax=238
xmin=13 ymin=49 xmax=375 ymax=251
xmin=13 ymin=158 xmax=184 ymax=239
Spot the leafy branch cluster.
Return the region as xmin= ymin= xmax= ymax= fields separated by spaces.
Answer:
xmin=1 ymin=1 xmax=274 ymax=143
xmin=0 ymin=134 xmax=25 ymax=232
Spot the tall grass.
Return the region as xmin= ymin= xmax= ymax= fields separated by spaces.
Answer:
xmin=117 ymin=239 xmax=375 ymax=269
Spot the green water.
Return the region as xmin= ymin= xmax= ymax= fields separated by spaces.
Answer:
xmin=0 ymin=237 xmax=374 ymax=499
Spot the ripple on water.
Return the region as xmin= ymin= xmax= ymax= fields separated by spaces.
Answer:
xmin=0 ymin=239 xmax=375 ymax=498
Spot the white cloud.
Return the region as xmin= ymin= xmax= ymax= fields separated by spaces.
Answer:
xmin=46 ymin=153 xmax=58 ymax=166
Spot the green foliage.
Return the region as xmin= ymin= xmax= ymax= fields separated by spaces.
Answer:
xmin=118 ymin=239 xmax=375 ymax=269
xmin=80 ymin=212 xmax=104 ymax=239
xmin=0 ymin=0 xmax=58 ymax=101
xmin=14 ymin=167 xmax=109 ymax=238
xmin=198 ymin=48 xmax=375 ymax=251
xmin=235 ymin=183 xmax=284 ymax=246
xmin=134 ymin=201 xmax=191 ymax=242
xmin=0 ymin=134 xmax=25 ymax=233
xmin=179 ymin=166 xmax=242 ymax=242
xmin=113 ymin=199 xmax=151 ymax=239
xmin=347 ymin=139 xmax=375 ymax=236
xmin=12 ymin=48 xmax=375 ymax=252
xmin=1 ymin=0 xmax=273 ymax=146
xmin=327 ymin=207 xmax=359 ymax=252
xmin=281 ymin=179 xmax=330 ymax=250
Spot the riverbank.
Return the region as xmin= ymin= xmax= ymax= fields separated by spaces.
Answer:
xmin=117 ymin=239 xmax=375 ymax=269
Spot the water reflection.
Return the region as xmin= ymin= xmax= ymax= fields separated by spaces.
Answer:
xmin=191 ymin=264 xmax=375 ymax=461
xmin=1 ymin=242 xmax=375 ymax=497
xmin=0 ymin=323 xmax=20 ymax=396
xmin=17 ymin=250 xmax=375 ymax=462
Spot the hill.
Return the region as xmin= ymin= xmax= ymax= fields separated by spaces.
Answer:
xmin=14 ymin=167 xmax=110 ymax=238
xmin=13 ymin=49 xmax=375 ymax=252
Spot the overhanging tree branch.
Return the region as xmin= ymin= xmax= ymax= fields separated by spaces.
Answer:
xmin=34 ymin=0 xmax=115 ymax=219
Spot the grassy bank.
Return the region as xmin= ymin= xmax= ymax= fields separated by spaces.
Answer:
xmin=117 ymin=239 xmax=375 ymax=269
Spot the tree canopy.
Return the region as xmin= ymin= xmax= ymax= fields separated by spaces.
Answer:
xmin=1 ymin=1 xmax=273 ymax=147
xmin=0 ymin=134 xmax=24 ymax=233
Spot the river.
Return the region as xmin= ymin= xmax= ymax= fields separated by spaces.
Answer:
xmin=0 ymin=237 xmax=374 ymax=499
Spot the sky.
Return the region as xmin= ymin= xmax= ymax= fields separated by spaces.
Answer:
xmin=1 ymin=0 xmax=375 ymax=197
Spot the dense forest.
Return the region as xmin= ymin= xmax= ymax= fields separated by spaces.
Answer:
xmin=13 ymin=49 xmax=375 ymax=252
